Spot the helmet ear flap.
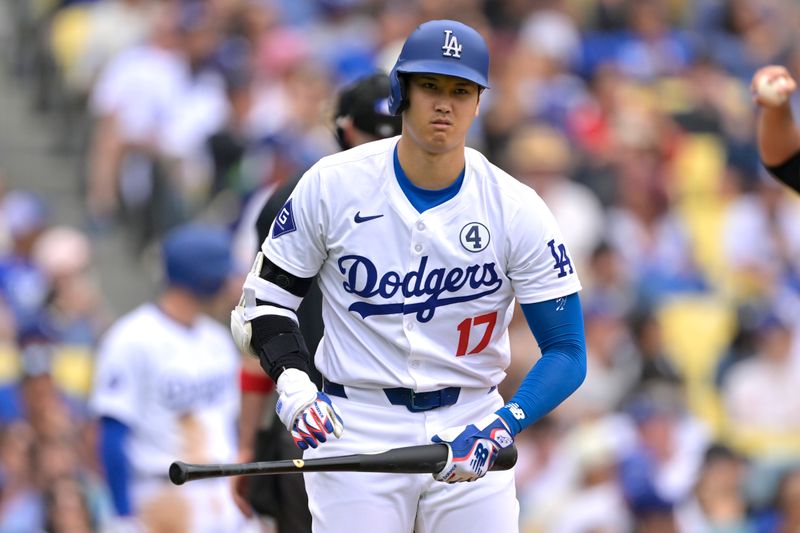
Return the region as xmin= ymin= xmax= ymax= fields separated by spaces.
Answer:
xmin=388 ymin=68 xmax=407 ymax=116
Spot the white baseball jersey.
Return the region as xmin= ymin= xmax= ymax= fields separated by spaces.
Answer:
xmin=90 ymin=304 xmax=240 ymax=476
xmin=263 ymin=136 xmax=581 ymax=391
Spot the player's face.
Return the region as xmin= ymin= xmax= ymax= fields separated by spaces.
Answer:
xmin=402 ymin=74 xmax=480 ymax=154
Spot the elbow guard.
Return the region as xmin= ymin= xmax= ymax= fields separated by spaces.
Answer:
xmin=250 ymin=315 xmax=310 ymax=381
xmin=231 ymin=252 xmax=313 ymax=381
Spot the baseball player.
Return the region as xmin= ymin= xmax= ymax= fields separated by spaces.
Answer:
xmin=233 ymin=72 xmax=402 ymax=531
xmin=231 ymin=20 xmax=587 ymax=532
xmin=91 ymin=223 xmax=244 ymax=532
xmin=752 ymin=65 xmax=800 ymax=193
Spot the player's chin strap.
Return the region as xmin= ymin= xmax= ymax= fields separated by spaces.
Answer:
xmin=231 ymin=252 xmax=311 ymax=380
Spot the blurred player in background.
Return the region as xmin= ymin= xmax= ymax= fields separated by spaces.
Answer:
xmin=230 ymin=20 xmax=586 ymax=532
xmin=752 ymin=65 xmax=800 ymax=193
xmin=233 ymin=72 xmax=401 ymax=531
xmin=91 ymin=223 xmax=244 ymax=532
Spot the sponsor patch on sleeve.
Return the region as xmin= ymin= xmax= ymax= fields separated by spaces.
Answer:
xmin=272 ymin=199 xmax=297 ymax=238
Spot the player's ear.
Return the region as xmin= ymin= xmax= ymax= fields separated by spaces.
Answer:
xmin=474 ymin=94 xmax=481 ymax=118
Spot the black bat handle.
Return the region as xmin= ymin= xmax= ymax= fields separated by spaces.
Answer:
xmin=356 ymin=443 xmax=518 ymax=474
xmin=493 ymin=444 xmax=518 ymax=471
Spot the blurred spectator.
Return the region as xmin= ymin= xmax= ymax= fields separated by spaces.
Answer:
xmin=675 ymin=443 xmax=753 ymax=533
xmin=206 ymin=66 xmax=255 ymax=202
xmin=605 ymin=132 xmax=707 ymax=304
xmin=0 ymin=422 xmax=43 ymax=531
xmin=721 ymin=309 xmax=800 ymax=458
xmin=579 ymin=0 xmax=695 ymax=81
xmin=618 ymin=387 xmax=711 ymax=524
xmin=85 ymin=1 xmax=227 ymax=242
xmin=43 ymin=477 xmax=95 ymax=533
xmin=511 ymin=12 xmax=590 ymax=132
xmin=752 ymin=466 xmax=800 ymax=533
xmin=503 ymin=123 xmax=605 ymax=272
xmin=627 ymin=307 xmax=684 ymax=396
xmin=0 ymin=190 xmax=51 ymax=336
xmin=0 ymin=334 xmax=89 ymax=438
xmin=557 ymin=296 xmax=640 ymax=421
xmin=722 ymin=177 xmax=800 ymax=300
xmin=700 ymin=0 xmax=793 ymax=82
xmin=581 ymin=241 xmax=637 ymax=317
xmin=67 ymin=0 xmax=159 ymax=98
xmin=522 ymin=416 xmax=634 ymax=533
xmin=37 ymin=436 xmax=113 ymax=531
xmin=31 ymin=225 xmax=111 ymax=345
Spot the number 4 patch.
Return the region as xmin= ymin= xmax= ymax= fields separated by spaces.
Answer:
xmin=547 ymin=239 xmax=574 ymax=278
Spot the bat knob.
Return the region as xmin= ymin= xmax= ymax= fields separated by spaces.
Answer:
xmin=169 ymin=461 xmax=189 ymax=485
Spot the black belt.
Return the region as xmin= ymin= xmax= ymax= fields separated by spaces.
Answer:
xmin=323 ymin=379 xmax=462 ymax=413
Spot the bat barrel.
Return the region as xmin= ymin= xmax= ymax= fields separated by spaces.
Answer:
xmin=169 ymin=461 xmax=273 ymax=484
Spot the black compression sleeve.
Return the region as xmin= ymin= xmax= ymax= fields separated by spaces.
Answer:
xmin=765 ymin=150 xmax=800 ymax=193
xmin=250 ymin=315 xmax=310 ymax=381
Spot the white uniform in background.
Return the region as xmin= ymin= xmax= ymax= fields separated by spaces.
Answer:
xmin=91 ymin=303 xmax=242 ymax=532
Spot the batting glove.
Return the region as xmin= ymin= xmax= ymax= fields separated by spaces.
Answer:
xmin=276 ymin=369 xmax=344 ymax=450
xmin=431 ymin=413 xmax=514 ymax=483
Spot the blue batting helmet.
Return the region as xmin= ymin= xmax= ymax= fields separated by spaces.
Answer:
xmin=388 ymin=19 xmax=490 ymax=115
xmin=162 ymin=223 xmax=234 ymax=298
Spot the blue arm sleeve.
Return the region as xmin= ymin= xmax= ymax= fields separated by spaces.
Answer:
xmin=496 ymin=292 xmax=587 ymax=436
xmin=99 ymin=416 xmax=132 ymax=516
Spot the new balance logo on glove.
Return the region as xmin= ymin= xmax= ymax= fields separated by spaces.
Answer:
xmin=431 ymin=413 xmax=514 ymax=483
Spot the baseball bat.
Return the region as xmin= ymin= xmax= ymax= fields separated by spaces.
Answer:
xmin=169 ymin=443 xmax=517 ymax=485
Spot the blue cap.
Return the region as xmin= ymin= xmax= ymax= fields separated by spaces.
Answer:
xmin=162 ymin=223 xmax=233 ymax=298
xmin=2 ymin=190 xmax=49 ymax=238
xmin=388 ymin=20 xmax=490 ymax=115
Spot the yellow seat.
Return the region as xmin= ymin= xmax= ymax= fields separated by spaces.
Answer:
xmin=0 ymin=344 xmax=20 ymax=383
xmin=669 ymin=133 xmax=734 ymax=291
xmin=671 ymin=133 xmax=726 ymax=198
xmin=49 ymin=5 xmax=92 ymax=81
xmin=51 ymin=345 xmax=94 ymax=398
xmin=722 ymin=426 xmax=800 ymax=459
xmin=657 ymin=295 xmax=736 ymax=435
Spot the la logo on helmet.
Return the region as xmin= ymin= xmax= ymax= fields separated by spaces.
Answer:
xmin=442 ymin=30 xmax=462 ymax=58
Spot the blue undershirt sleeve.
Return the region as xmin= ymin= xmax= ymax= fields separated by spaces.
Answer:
xmin=496 ymin=292 xmax=587 ymax=436
xmin=99 ymin=416 xmax=133 ymax=516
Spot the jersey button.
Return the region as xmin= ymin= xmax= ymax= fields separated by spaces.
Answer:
xmin=414 ymin=244 xmax=423 ymax=253
xmin=410 ymin=360 xmax=420 ymax=368
xmin=406 ymin=322 xmax=414 ymax=331
xmin=416 ymin=222 xmax=426 ymax=231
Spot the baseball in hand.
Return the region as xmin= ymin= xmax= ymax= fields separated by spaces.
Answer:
xmin=756 ymin=75 xmax=791 ymax=106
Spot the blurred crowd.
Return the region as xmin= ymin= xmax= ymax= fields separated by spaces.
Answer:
xmin=1 ymin=0 xmax=800 ymax=531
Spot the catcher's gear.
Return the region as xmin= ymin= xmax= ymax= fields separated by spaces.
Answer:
xmin=431 ymin=413 xmax=513 ymax=483
xmin=276 ymin=369 xmax=343 ymax=450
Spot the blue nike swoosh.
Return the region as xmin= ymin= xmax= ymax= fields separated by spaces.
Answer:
xmin=354 ymin=212 xmax=384 ymax=223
